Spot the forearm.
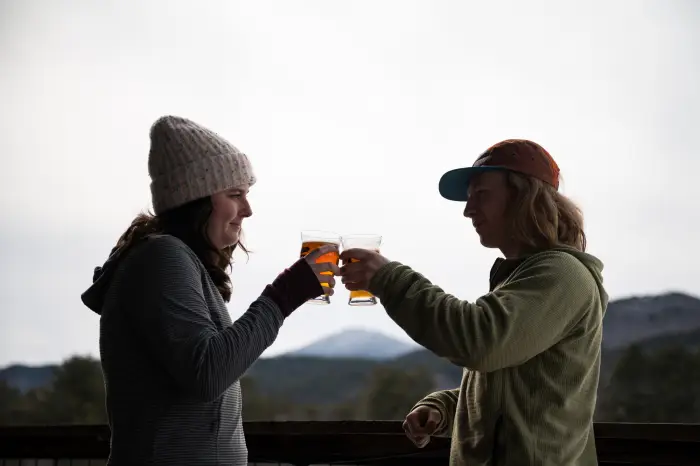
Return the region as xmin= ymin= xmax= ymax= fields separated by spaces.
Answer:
xmin=369 ymin=255 xmax=593 ymax=372
xmin=129 ymin=237 xmax=322 ymax=401
xmin=370 ymin=261 xmax=489 ymax=368
xmin=177 ymin=295 xmax=285 ymax=401
xmin=162 ymin=264 xmax=320 ymax=400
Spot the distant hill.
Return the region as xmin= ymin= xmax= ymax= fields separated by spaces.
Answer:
xmin=602 ymin=292 xmax=700 ymax=349
xmin=2 ymin=292 xmax=700 ymax=403
xmin=0 ymin=364 xmax=55 ymax=393
xmin=284 ymin=328 xmax=417 ymax=360
xmin=598 ymin=326 xmax=700 ymax=386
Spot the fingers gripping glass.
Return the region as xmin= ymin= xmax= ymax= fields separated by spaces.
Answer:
xmin=341 ymin=234 xmax=383 ymax=306
xmin=300 ymin=230 xmax=341 ymax=304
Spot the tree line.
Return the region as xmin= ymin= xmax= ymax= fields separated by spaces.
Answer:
xmin=1 ymin=345 xmax=699 ymax=426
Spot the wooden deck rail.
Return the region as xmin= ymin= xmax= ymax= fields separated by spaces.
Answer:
xmin=1 ymin=421 xmax=699 ymax=465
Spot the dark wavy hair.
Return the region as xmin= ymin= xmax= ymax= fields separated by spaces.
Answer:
xmin=111 ymin=197 xmax=247 ymax=302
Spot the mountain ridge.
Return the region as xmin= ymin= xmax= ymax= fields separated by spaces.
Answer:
xmin=2 ymin=291 xmax=700 ymax=396
xmin=283 ymin=328 xmax=417 ymax=360
xmin=601 ymin=291 xmax=700 ymax=348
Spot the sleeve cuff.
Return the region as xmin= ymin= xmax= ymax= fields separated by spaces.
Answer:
xmin=412 ymin=400 xmax=450 ymax=437
xmin=263 ymin=258 xmax=323 ymax=317
xmin=368 ymin=261 xmax=405 ymax=297
xmin=288 ymin=257 xmax=324 ymax=299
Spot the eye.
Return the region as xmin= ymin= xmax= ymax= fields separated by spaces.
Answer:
xmin=471 ymin=189 xmax=488 ymax=201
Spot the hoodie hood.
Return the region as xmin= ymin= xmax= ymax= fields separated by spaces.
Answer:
xmin=489 ymin=245 xmax=608 ymax=316
xmin=81 ymin=243 xmax=131 ymax=315
xmin=550 ymin=245 xmax=609 ymax=315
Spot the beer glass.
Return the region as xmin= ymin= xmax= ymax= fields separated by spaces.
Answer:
xmin=300 ymin=230 xmax=341 ymax=304
xmin=340 ymin=234 xmax=383 ymax=306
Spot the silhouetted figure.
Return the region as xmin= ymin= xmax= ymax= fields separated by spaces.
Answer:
xmin=81 ymin=116 xmax=339 ymax=466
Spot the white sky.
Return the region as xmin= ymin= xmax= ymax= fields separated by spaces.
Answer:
xmin=1 ymin=0 xmax=698 ymax=366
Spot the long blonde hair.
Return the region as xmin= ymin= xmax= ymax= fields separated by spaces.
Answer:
xmin=506 ymin=171 xmax=586 ymax=252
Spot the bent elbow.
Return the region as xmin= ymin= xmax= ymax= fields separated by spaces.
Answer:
xmin=185 ymin=373 xmax=239 ymax=403
xmin=445 ymin=354 xmax=496 ymax=372
xmin=461 ymin=350 xmax=533 ymax=373
xmin=195 ymin=376 xmax=228 ymax=402
xmin=443 ymin=346 xmax=525 ymax=373
xmin=178 ymin=359 xmax=243 ymax=403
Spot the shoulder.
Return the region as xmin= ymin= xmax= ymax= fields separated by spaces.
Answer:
xmin=125 ymin=234 xmax=203 ymax=272
xmin=512 ymin=249 xmax=600 ymax=295
xmin=520 ymin=249 xmax=592 ymax=276
xmin=499 ymin=250 xmax=605 ymax=326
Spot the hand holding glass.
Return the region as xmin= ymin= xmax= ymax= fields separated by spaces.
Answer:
xmin=300 ymin=230 xmax=341 ymax=304
xmin=340 ymin=234 xmax=383 ymax=306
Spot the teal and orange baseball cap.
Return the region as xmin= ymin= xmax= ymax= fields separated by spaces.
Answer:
xmin=438 ymin=139 xmax=561 ymax=202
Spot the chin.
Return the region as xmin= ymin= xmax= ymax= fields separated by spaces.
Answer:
xmin=224 ymin=236 xmax=240 ymax=249
xmin=212 ymin=234 xmax=240 ymax=250
xmin=478 ymin=235 xmax=499 ymax=249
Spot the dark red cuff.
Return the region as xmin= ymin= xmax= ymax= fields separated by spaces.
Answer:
xmin=261 ymin=258 xmax=323 ymax=317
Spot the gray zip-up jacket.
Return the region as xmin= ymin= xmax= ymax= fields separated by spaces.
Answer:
xmin=81 ymin=234 xmax=321 ymax=465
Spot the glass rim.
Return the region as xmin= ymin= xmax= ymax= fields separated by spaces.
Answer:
xmin=300 ymin=230 xmax=342 ymax=241
xmin=341 ymin=233 xmax=382 ymax=247
xmin=341 ymin=233 xmax=382 ymax=240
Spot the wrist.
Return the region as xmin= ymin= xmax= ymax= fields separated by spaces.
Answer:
xmin=368 ymin=261 xmax=404 ymax=297
xmin=263 ymin=259 xmax=322 ymax=317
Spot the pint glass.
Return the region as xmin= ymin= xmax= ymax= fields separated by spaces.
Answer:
xmin=300 ymin=230 xmax=341 ymax=304
xmin=340 ymin=234 xmax=383 ymax=306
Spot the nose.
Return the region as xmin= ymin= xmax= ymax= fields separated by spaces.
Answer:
xmin=464 ymin=198 xmax=476 ymax=218
xmin=241 ymin=198 xmax=253 ymax=218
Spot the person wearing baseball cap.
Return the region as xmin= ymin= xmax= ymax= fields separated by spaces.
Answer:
xmin=340 ymin=139 xmax=608 ymax=465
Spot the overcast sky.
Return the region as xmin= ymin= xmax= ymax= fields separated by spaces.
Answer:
xmin=1 ymin=0 xmax=698 ymax=367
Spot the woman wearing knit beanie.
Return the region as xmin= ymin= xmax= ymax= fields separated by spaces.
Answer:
xmin=80 ymin=116 xmax=338 ymax=466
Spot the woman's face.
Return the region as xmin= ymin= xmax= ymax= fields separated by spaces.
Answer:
xmin=207 ymin=184 xmax=252 ymax=250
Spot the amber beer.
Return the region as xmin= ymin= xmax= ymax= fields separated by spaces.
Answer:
xmin=348 ymin=253 xmax=379 ymax=304
xmin=300 ymin=231 xmax=341 ymax=304
xmin=341 ymin=234 xmax=383 ymax=306
xmin=300 ymin=241 xmax=340 ymax=288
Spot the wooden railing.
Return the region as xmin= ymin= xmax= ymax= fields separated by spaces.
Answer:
xmin=1 ymin=421 xmax=699 ymax=465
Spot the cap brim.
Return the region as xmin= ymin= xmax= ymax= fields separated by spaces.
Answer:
xmin=438 ymin=166 xmax=505 ymax=201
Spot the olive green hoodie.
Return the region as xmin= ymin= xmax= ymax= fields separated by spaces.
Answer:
xmin=368 ymin=247 xmax=608 ymax=466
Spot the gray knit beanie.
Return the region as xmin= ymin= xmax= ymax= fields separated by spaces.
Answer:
xmin=148 ymin=115 xmax=256 ymax=215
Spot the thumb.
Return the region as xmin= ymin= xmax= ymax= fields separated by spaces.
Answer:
xmin=413 ymin=435 xmax=431 ymax=449
xmin=339 ymin=247 xmax=371 ymax=262
xmin=423 ymin=409 xmax=441 ymax=434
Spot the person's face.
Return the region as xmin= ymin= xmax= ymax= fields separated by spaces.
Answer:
xmin=463 ymin=171 xmax=513 ymax=252
xmin=207 ymin=185 xmax=253 ymax=250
